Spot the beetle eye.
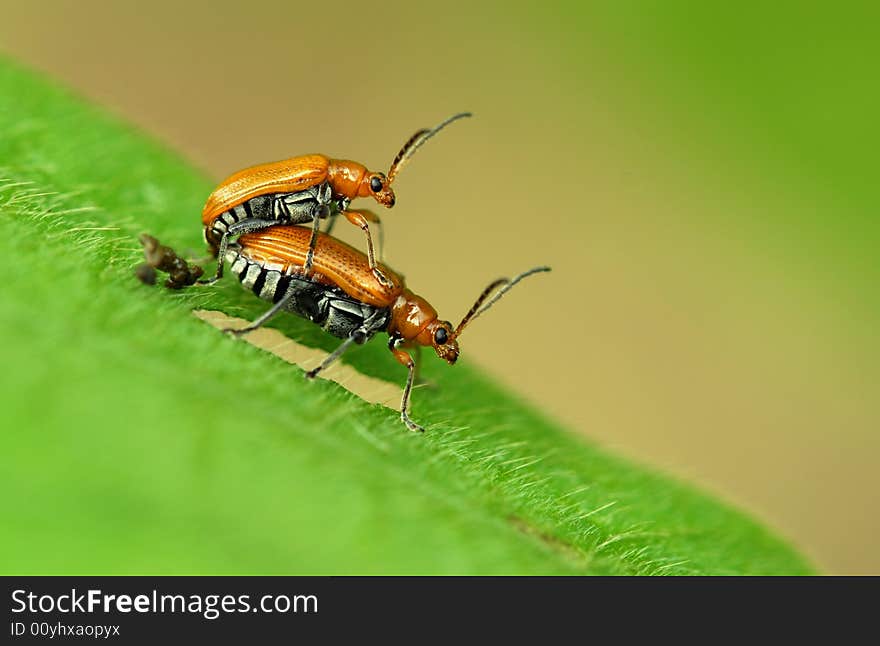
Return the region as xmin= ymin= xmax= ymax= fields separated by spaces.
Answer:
xmin=434 ymin=327 xmax=448 ymax=345
xmin=370 ymin=176 xmax=383 ymax=193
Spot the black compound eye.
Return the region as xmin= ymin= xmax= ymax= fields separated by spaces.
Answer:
xmin=370 ymin=176 xmax=383 ymax=193
xmin=434 ymin=327 xmax=448 ymax=346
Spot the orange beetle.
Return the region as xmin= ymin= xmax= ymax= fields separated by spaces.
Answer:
xmin=200 ymin=113 xmax=471 ymax=288
xmin=224 ymin=225 xmax=550 ymax=432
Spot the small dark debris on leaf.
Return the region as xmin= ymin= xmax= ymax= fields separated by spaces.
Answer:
xmin=134 ymin=263 xmax=157 ymax=286
xmin=137 ymin=233 xmax=204 ymax=289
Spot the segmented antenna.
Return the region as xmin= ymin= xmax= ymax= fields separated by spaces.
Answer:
xmin=387 ymin=112 xmax=473 ymax=183
xmin=453 ymin=266 xmax=551 ymax=339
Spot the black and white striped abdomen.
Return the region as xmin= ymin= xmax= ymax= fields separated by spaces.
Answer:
xmin=205 ymin=194 xmax=273 ymax=249
xmin=205 ymin=182 xmax=333 ymax=251
xmin=226 ymin=246 xmax=390 ymax=341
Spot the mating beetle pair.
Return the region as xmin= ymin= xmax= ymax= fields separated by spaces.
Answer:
xmin=141 ymin=114 xmax=549 ymax=431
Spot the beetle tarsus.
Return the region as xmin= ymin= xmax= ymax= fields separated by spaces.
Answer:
xmin=400 ymin=411 xmax=425 ymax=433
xmin=372 ymin=266 xmax=394 ymax=289
xmin=303 ymin=249 xmax=315 ymax=276
xmin=395 ymin=353 xmax=426 ymax=432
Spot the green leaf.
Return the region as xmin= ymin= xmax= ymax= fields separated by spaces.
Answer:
xmin=0 ymin=58 xmax=812 ymax=575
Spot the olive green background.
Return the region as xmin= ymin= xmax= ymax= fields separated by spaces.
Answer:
xmin=1 ymin=2 xmax=877 ymax=573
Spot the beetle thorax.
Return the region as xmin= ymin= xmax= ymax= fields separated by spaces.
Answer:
xmin=389 ymin=290 xmax=438 ymax=342
xmin=326 ymin=159 xmax=368 ymax=200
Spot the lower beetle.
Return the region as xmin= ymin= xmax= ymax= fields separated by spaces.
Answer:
xmin=225 ymin=225 xmax=549 ymax=432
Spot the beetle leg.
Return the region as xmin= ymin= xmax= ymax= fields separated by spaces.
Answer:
xmin=223 ymin=290 xmax=295 ymax=337
xmin=357 ymin=209 xmax=386 ymax=263
xmin=345 ymin=210 xmax=393 ymax=288
xmin=199 ymin=218 xmax=278 ymax=285
xmin=389 ymin=340 xmax=425 ymax=432
xmin=302 ymin=213 xmax=322 ymax=278
xmin=304 ymin=334 xmax=359 ymax=379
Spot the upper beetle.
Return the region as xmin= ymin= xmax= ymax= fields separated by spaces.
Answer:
xmin=200 ymin=112 xmax=472 ymax=288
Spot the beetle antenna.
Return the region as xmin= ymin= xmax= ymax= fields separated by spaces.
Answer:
xmin=387 ymin=112 xmax=472 ymax=184
xmin=453 ymin=266 xmax=551 ymax=338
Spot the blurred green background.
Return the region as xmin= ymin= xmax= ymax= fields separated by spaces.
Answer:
xmin=1 ymin=2 xmax=876 ymax=573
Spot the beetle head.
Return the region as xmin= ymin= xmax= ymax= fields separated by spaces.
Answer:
xmin=420 ymin=319 xmax=459 ymax=365
xmin=361 ymin=172 xmax=396 ymax=208
xmin=391 ymin=292 xmax=458 ymax=364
